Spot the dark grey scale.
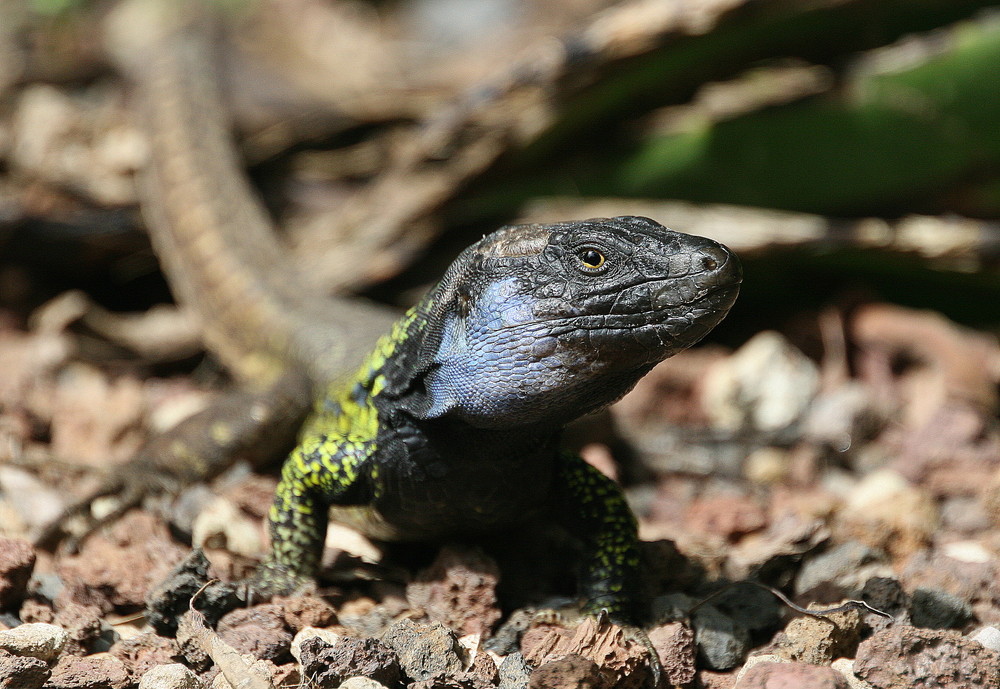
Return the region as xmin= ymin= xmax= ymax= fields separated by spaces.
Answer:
xmin=319 ymin=398 xmax=341 ymax=416
xmin=350 ymin=380 xmax=369 ymax=407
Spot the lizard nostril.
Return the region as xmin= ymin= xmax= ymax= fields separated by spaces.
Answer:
xmin=698 ymin=245 xmax=730 ymax=273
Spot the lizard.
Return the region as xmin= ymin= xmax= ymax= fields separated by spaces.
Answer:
xmin=45 ymin=0 xmax=742 ymax=664
xmin=242 ymin=214 xmax=742 ymax=629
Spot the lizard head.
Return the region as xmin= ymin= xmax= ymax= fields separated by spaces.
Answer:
xmin=415 ymin=216 xmax=741 ymax=428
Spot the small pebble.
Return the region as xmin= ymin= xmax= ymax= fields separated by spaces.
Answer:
xmin=498 ymin=652 xmax=531 ymax=689
xmin=692 ymin=604 xmax=750 ymax=671
xmin=291 ymin=626 xmax=344 ymax=660
xmin=138 ymin=663 xmax=204 ymax=689
xmin=971 ymin=626 xmax=1000 ymax=653
xmin=380 ymin=618 xmax=464 ymax=682
xmin=831 ymin=658 xmax=876 ymax=689
xmin=910 ymin=588 xmax=972 ymax=630
xmin=0 ymin=622 xmax=68 ymax=662
xmin=339 ymin=679 xmax=389 ymax=689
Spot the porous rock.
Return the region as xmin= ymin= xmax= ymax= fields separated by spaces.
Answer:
xmin=648 ymin=621 xmax=696 ymax=686
xmin=58 ymin=511 xmax=186 ymax=613
xmin=0 ymin=538 xmax=35 ymax=611
xmin=291 ymin=626 xmax=345 ymax=660
xmin=521 ymin=617 xmax=650 ymax=689
xmin=458 ymin=648 xmax=500 ymax=689
xmin=498 ymin=652 xmax=531 ymax=689
xmin=272 ymin=594 xmax=337 ymax=631
xmin=216 ymin=603 xmax=293 ymax=662
xmin=109 ymin=632 xmax=178 ymax=678
xmin=407 ymin=545 xmax=502 ymax=638
xmin=734 ymin=661 xmax=848 ymax=688
xmin=854 ymin=625 xmax=1000 ymax=689
xmin=45 ymin=654 xmax=130 ymax=689
xmin=775 ymin=605 xmax=862 ymax=664
xmin=380 ymin=618 xmax=464 ymax=682
xmin=529 ymin=654 xmax=608 ymax=689
xmin=54 ymin=602 xmax=114 ymax=655
xmin=0 ymin=647 xmax=49 ymax=689
xmin=298 ymin=635 xmax=400 ymax=688
xmin=145 ymin=549 xmax=237 ymax=636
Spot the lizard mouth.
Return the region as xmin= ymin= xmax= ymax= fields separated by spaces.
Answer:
xmin=596 ymin=247 xmax=742 ymax=326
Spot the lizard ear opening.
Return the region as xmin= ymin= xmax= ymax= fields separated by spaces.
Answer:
xmin=455 ymin=286 xmax=472 ymax=318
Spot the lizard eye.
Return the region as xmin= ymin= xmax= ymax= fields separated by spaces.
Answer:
xmin=576 ymin=247 xmax=607 ymax=273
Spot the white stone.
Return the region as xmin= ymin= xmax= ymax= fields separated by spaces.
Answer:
xmin=844 ymin=469 xmax=939 ymax=539
xmin=339 ymin=678 xmax=389 ymax=689
xmin=325 ymin=522 xmax=383 ymax=563
xmin=972 ymin=626 xmax=1000 ymax=653
xmin=702 ymin=331 xmax=819 ymax=432
xmin=139 ymin=663 xmax=204 ymax=689
xmin=0 ymin=623 xmax=68 ymax=662
xmin=832 ymin=657 xmax=877 ymax=689
xmin=290 ymin=626 xmax=344 ymax=661
xmin=942 ymin=540 xmax=992 ymax=564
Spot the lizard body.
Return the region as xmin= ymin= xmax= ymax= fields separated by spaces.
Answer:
xmin=256 ymin=216 xmax=741 ymax=620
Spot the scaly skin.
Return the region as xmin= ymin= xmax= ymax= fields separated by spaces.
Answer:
xmin=253 ymin=216 xmax=742 ymax=621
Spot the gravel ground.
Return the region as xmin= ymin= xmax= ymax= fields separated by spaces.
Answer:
xmin=1 ymin=298 xmax=999 ymax=688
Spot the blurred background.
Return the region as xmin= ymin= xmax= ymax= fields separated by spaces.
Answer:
xmin=1 ymin=0 xmax=1000 ymax=678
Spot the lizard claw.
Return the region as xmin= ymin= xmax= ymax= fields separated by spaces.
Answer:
xmin=613 ymin=617 xmax=663 ymax=689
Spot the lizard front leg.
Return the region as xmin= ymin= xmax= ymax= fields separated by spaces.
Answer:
xmin=550 ymin=452 xmax=643 ymax=623
xmin=247 ymin=433 xmax=376 ymax=599
xmin=548 ymin=453 xmax=664 ymax=685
